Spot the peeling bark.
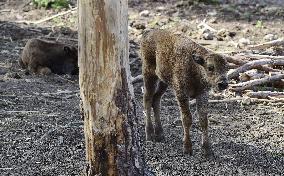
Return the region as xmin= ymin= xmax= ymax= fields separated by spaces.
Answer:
xmin=78 ymin=0 xmax=145 ymax=175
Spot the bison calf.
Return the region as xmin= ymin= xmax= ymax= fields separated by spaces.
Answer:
xmin=140 ymin=29 xmax=228 ymax=155
xmin=19 ymin=38 xmax=78 ymax=75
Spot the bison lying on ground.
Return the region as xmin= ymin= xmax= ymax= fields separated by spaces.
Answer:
xmin=140 ymin=29 xmax=228 ymax=155
xmin=19 ymin=38 xmax=78 ymax=75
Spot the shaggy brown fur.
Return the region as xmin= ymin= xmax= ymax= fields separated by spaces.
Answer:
xmin=19 ymin=39 xmax=78 ymax=75
xmin=140 ymin=29 xmax=228 ymax=155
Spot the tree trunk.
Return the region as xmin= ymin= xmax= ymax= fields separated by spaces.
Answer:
xmin=78 ymin=0 xmax=145 ymax=175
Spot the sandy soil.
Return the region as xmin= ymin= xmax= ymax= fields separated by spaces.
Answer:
xmin=0 ymin=0 xmax=283 ymax=175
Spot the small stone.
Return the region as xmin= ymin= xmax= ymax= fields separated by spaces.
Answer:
xmin=202 ymin=29 xmax=214 ymax=40
xmin=238 ymin=38 xmax=250 ymax=47
xmin=209 ymin=17 xmax=218 ymax=24
xmin=4 ymin=72 xmax=21 ymax=79
xmin=217 ymin=28 xmax=227 ymax=38
xmin=175 ymin=1 xmax=186 ymax=8
xmin=132 ymin=21 xmax=146 ymax=30
xmin=264 ymin=34 xmax=277 ymax=41
xmin=156 ymin=6 xmax=166 ymax=12
xmin=139 ymin=10 xmax=150 ymax=17
xmin=228 ymin=31 xmax=236 ymax=37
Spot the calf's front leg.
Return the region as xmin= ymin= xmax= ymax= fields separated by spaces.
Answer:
xmin=196 ymin=91 xmax=212 ymax=156
xmin=176 ymin=95 xmax=193 ymax=155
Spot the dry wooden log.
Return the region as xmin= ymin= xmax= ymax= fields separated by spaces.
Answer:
xmin=225 ymin=56 xmax=278 ymax=74
xmin=236 ymin=53 xmax=284 ymax=60
xmin=231 ymin=74 xmax=284 ymax=91
xmin=246 ymin=91 xmax=284 ymax=99
xmin=247 ymin=38 xmax=284 ymax=50
xmin=189 ymin=97 xmax=284 ymax=104
xmin=228 ymin=59 xmax=284 ymax=79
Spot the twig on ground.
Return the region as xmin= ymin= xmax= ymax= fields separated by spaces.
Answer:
xmin=16 ymin=7 xmax=78 ymax=25
xmin=197 ymin=19 xmax=217 ymax=32
xmin=0 ymin=9 xmax=11 ymax=13
xmin=34 ymin=90 xmax=79 ymax=99
xmin=0 ymin=110 xmax=39 ymax=114
xmin=40 ymin=36 xmax=78 ymax=42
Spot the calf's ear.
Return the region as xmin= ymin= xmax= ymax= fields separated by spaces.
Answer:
xmin=192 ymin=54 xmax=205 ymax=65
xmin=64 ymin=46 xmax=71 ymax=54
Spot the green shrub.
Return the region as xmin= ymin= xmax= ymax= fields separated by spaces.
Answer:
xmin=32 ymin=0 xmax=70 ymax=9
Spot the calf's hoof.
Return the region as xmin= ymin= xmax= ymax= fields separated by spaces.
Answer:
xmin=146 ymin=134 xmax=155 ymax=141
xmin=145 ymin=125 xmax=155 ymax=141
xmin=154 ymin=127 xmax=165 ymax=142
xmin=183 ymin=141 xmax=193 ymax=155
xmin=155 ymin=134 xmax=165 ymax=142
xmin=202 ymin=143 xmax=214 ymax=157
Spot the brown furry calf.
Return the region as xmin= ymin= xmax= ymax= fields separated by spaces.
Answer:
xmin=140 ymin=29 xmax=228 ymax=155
xmin=19 ymin=38 xmax=78 ymax=75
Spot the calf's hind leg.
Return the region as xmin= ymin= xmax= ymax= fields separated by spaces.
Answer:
xmin=152 ymin=80 xmax=168 ymax=142
xmin=143 ymin=75 xmax=158 ymax=141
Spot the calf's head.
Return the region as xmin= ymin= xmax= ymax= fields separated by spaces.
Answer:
xmin=194 ymin=53 xmax=229 ymax=91
xmin=63 ymin=46 xmax=79 ymax=75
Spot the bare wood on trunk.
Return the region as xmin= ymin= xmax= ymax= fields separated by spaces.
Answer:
xmin=228 ymin=59 xmax=284 ymax=79
xmin=230 ymin=74 xmax=284 ymax=91
xmin=78 ymin=0 xmax=145 ymax=175
xmin=247 ymin=38 xmax=284 ymax=50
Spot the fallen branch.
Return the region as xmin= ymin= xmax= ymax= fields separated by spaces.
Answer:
xmin=225 ymin=56 xmax=277 ymax=73
xmin=0 ymin=110 xmax=39 ymax=114
xmin=190 ymin=97 xmax=284 ymax=104
xmin=231 ymin=74 xmax=284 ymax=91
xmin=39 ymin=36 xmax=78 ymax=42
xmin=197 ymin=19 xmax=217 ymax=32
xmin=246 ymin=91 xmax=284 ymax=99
xmin=236 ymin=53 xmax=284 ymax=60
xmin=247 ymin=38 xmax=284 ymax=50
xmin=228 ymin=59 xmax=284 ymax=79
xmin=16 ymin=7 xmax=78 ymax=25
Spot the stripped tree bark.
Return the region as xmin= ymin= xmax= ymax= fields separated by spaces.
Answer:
xmin=78 ymin=0 xmax=145 ymax=175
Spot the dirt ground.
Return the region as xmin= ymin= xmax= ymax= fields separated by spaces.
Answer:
xmin=0 ymin=0 xmax=283 ymax=175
